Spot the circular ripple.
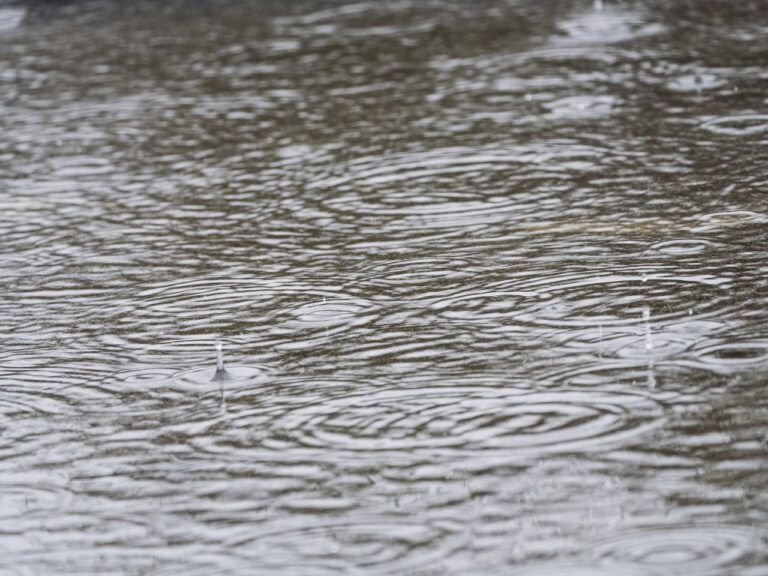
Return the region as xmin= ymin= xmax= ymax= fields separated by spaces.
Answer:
xmin=544 ymin=95 xmax=616 ymax=120
xmin=690 ymin=339 xmax=768 ymax=373
xmin=668 ymin=73 xmax=725 ymax=92
xmin=100 ymin=361 xmax=272 ymax=401
xmin=175 ymin=364 xmax=273 ymax=388
xmin=0 ymin=355 xmax=113 ymax=391
xmin=538 ymin=361 xmax=661 ymax=389
xmin=551 ymin=322 xmax=694 ymax=362
xmin=555 ymin=6 xmax=664 ymax=44
xmin=309 ymin=147 xmax=538 ymax=195
xmin=506 ymin=562 xmax=656 ymax=576
xmin=306 ymin=146 xmax=563 ymax=231
xmin=521 ymin=272 xmax=736 ymax=328
xmin=430 ymin=271 xmax=736 ymax=329
xmin=248 ymin=386 xmax=663 ymax=456
xmin=284 ymin=297 xmax=376 ymax=329
xmin=700 ymin=115 xmax=768 ymax=136
xmin=88 ymin=361 xmax=269 ymax=419
xmin=0 ymin=482 xmax=73 ymax=520
xmin=110 ymin=366 xmax=178 ymax=387
xmin=0 ymin=386 xmax=79 ymax=416
xmin=646 ymin=239 xmax=716 ymax=255
xmin=228 ymin=518 xmax=466 ymax=575
xmin=612 ymin=328 xmax=691 ymax=360
xmin=123 ymin=276 xmax=376 ymax=346
xmin=590 ymin=525 xmax=767 ymax=574
xmin=135 ymin=276 xmax=282 ymax=316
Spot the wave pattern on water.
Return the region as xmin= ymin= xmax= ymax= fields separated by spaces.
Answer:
xmin=589 ymin=525 xmax=768 ymax=575
xmin=198 ymin=384 xmax=666 ymax=457
xmin=0 ymin=0 xmax=767 ymax=573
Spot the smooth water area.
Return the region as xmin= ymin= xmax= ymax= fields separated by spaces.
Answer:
xmin=1 ymin=0 xmax=767 ymax=573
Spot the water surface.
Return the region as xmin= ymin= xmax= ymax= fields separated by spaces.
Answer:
xmin=1 ymin=0 xmax=767 ymax=574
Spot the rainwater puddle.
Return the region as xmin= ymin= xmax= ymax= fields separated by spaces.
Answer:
xmin=1 ymin=0 xmax=767 ymax=574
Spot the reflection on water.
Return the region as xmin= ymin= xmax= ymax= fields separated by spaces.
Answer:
xmin=1 ymin=0 xmax=767 ymax=573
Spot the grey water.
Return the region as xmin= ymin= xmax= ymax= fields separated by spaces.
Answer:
xmin=1 ymin=0 xmax=767 ymax=574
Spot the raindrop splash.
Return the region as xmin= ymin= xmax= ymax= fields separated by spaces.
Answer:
xmin=213 ymin=341 xmax=231 ymax=383
xmin=643 ymin=307 xmax=653 ymax=353
xmin=643 ymin=307 xmax=656 ymax=389
xmin=213 ymin=341 xmax=230 ymax=411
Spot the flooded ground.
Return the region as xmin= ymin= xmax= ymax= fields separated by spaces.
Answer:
xmin=1 ymin=0 xmax=767 ymax=573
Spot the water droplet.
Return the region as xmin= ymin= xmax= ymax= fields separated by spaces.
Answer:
xmin=213 ymin=341 xmax=231 ymax=383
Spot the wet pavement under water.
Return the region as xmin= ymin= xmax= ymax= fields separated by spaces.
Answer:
xmin=0 ymin=0 xmax=767 ymax=574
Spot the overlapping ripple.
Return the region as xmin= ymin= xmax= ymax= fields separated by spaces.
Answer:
xmin=1 ymin=0 xmax=766 ymax=574
xmin=192 ymin=380 xmax=665 ymax=462
xmin=515 ymin=271 xmax=734 ymax=328
xmin=307 ymin=146 xmax=561 ymax=233
xmin=589 ymin=525 xmax=768 ymax=575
